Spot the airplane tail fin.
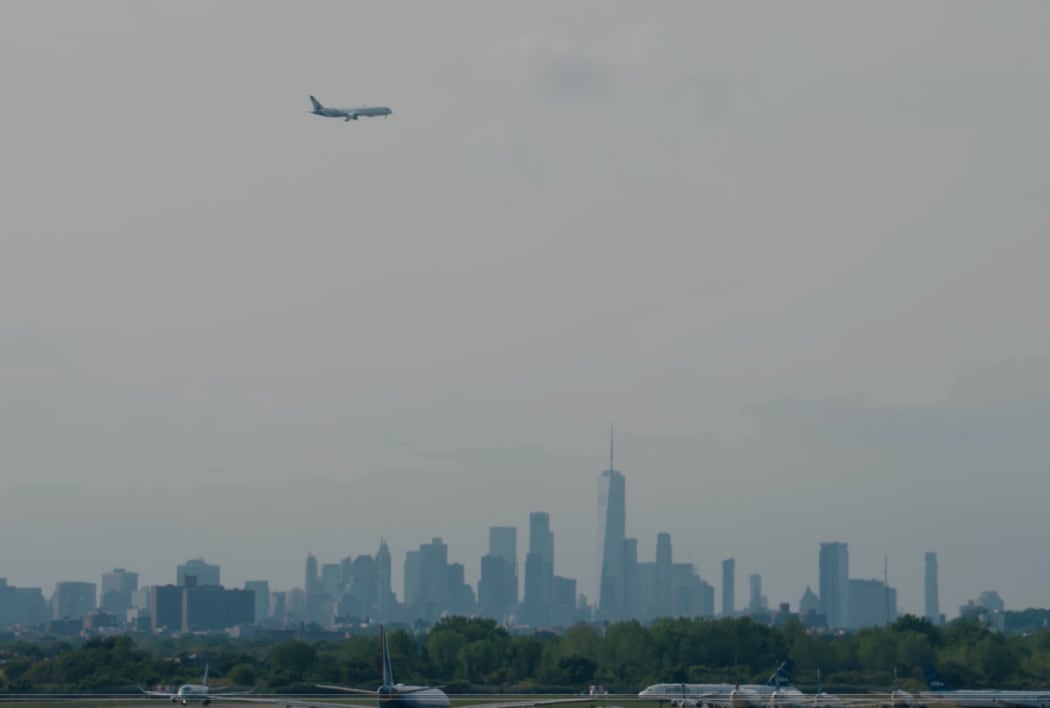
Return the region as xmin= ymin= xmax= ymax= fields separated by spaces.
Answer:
xmin=922 ymin=664 xmax=950 ymax=691
xmin=203 ymin=662 xmax=209 ymax=687
xmin=380 ymin=624 xmax=394 ymax=687
xmin=766 ymin=660 xmax=794 ymax=687
xmin=309 ymin=95 xmax=323 ymax=111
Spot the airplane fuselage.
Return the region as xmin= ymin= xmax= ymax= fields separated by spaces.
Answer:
xmin=173 ymin=684 xmax=211 ymax=705
xmin=312 ymin=105 xmax=392 ymax=121
xmin=379 ymin=685 xmax=451 ymax=708
xmin=639 ymin=683 xmax=737 ymax=707
xmin=639 ymin=684 xmax=805 ymax=708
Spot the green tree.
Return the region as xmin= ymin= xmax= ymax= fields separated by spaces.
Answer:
xmin=426 ymin=630 xmax=466 ymax=680
xmin=270 ymin=641 xmax=317 ymax=679
xmin=228 ymin=663 xmax=257 ymax=686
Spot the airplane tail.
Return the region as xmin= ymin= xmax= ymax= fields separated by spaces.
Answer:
xmin=309 ymin=95 xmax=323 ymax=111
xmin=766 ymin=660 xmax=794 ymax=687
xmin=203 ymin=662 xmax=209 ymax=687
xmin=922 ymin=664 xmax=951 ymax=692
xmin=380 ymin=624 xmax=394 ymax=687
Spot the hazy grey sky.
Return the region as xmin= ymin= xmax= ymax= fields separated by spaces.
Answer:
xmin=2 ymin=1 xmax=1049 ymax=617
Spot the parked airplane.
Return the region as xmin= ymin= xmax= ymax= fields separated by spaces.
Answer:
xmin=640 ymin=661 xmax=805 ymax=708
xmin=638 ymin=682 xmax=736 ymax=707
xmin=141 ymin=663 xmax=255 ymax=705
xmin=265 ymin=625 xmax=596 ymax=708
xmin=920 ymin=664 xmax=1050 ymax=708
xmin=308 ymin=96 xmax=392 ymax=121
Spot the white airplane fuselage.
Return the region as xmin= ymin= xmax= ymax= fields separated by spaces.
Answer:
xmin=379 ymin=685 xmax=452 ymax=708
xmin=639 ymin=683 xmax=737 ymax=707
xmin=639 ymin=684 xmax=805 ymax=708
xmin=308 ymin=96 xmax=392 ymax=121
xmin=173 ymin=684 xmax=211 ymax=705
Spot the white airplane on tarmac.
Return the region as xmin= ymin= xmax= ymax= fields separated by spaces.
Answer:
xmin=640 ymin=662 xmax=805 ymax=708
xmin=141 ymin=663 xmax=255 ymax=705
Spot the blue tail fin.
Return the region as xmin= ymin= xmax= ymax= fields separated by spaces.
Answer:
xmin=767 ymin=660 xmax=794 ymax=687
xmin=309 ymin=96 xmax=323 ymax=111
xmin=381 ymin=624 xmax=394 ymax=687
xmin=922 ymin=664 xmax=950 ymax=691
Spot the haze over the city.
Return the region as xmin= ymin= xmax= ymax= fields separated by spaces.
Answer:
xmin=2 ymin=1 xmax=1049 ymax=617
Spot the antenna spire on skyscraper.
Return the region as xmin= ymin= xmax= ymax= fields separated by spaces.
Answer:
xmin=609 ymin=423 xmax=615 ymax=471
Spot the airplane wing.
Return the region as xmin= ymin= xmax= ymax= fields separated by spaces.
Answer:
xmin=208 ymin=699 xmax=375 ymax=708
xmin=314 ymin=685 xmax=382 ymax=695
xmin=220 ymin=696 xmax=601 ymax=708
xmin=462 ymin=699 xmax=615 ymax=708
xmin=208 ymin=684 xmax=258 ymax=693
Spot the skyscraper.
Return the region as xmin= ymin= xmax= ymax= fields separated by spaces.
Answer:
xmin=722 ymin=558 xmax=735 ymax=617
xmin=819 ymin=542 xmax=849 ymax=630
xmin=848 ymin=578 xmax=898 ymax=628
xmin=749 ymin=573 xmax=765 ymax=612
xmin=100 ymin=568 xmax=138 ymax=615
xmin=524 ymin=512 xmax=554 ymax=625
xmin=924 ymin=552 xmax=940 ymax=624
xmin=305 ymin=553 xmax=319 ymax=594
xmin=244 ymin=580 xmax=270 ymax=623
xmin=489 ymin=526 xmax=518 ymax=605
xmin=50 ymin=581 xmax=96 ymax=620
xmin=623 ymin=537 xmax=640 ymax=620
xmin=177 ymin=558 xmax=220 ymax=588
xmin=376 ymin=540 xmax=393 ymax=621
xmin=478 ymin=553 xmax=508 ymax=619
xmin=598 ymin=431 xmax=626 ymax=621
xmin=653 ymin=533 xmax=673 ymax=619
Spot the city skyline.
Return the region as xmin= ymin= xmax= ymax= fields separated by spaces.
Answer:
xmin=0 ymin=483 xmax=1023 ymax=623
xmin=3 ymin=2 xmax=1049 ymax=622
xmin=0 ymin=531 xmax=1011 ymax=631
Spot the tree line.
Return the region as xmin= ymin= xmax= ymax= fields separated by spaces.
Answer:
xmin=3 ymin=615 xmax=1050 ymax=694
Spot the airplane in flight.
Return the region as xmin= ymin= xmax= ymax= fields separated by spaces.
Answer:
xmin=141 ymin=663 xmax=255 ymax=705
xmin=308 ymin=96 xmax=392 ymax=121
xmin=639 ymin=661 xmax=806 ymax=708
xmin=265 ymin=624 xmax=597 ymax=708
xmin=920 ymin=664 xmax=1050 ymax=708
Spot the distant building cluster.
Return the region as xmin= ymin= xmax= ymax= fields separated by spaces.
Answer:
xmin=0 ymin=438 xmax=1004 ymax=637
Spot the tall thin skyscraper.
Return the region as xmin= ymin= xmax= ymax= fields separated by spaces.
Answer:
xmin=653 ymin=533 xmax=673 ymax=619
xmin=524 ymin=512 xmax=554 ymax=625
xmin=305 ymin=553 xmax=319 ymax=594
xmin=819 ymin=542 xmax=849 ymax=629
xmin=924 ymin=552 xmax=940 ymax=624
xmin=623 ymin=537 xmax=639 ymax=620
xmin=598 ymin=429 xmax=626 ymax=621
xmin=376 ymin=539 xmax=392 ymax=620
xmin=748 ymin=573 xmax=763 ymax=611
xmin=722 ymin=558 xmax=735 ymax=617
xmin=489 ymin=526 xmax=518 ymax=604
